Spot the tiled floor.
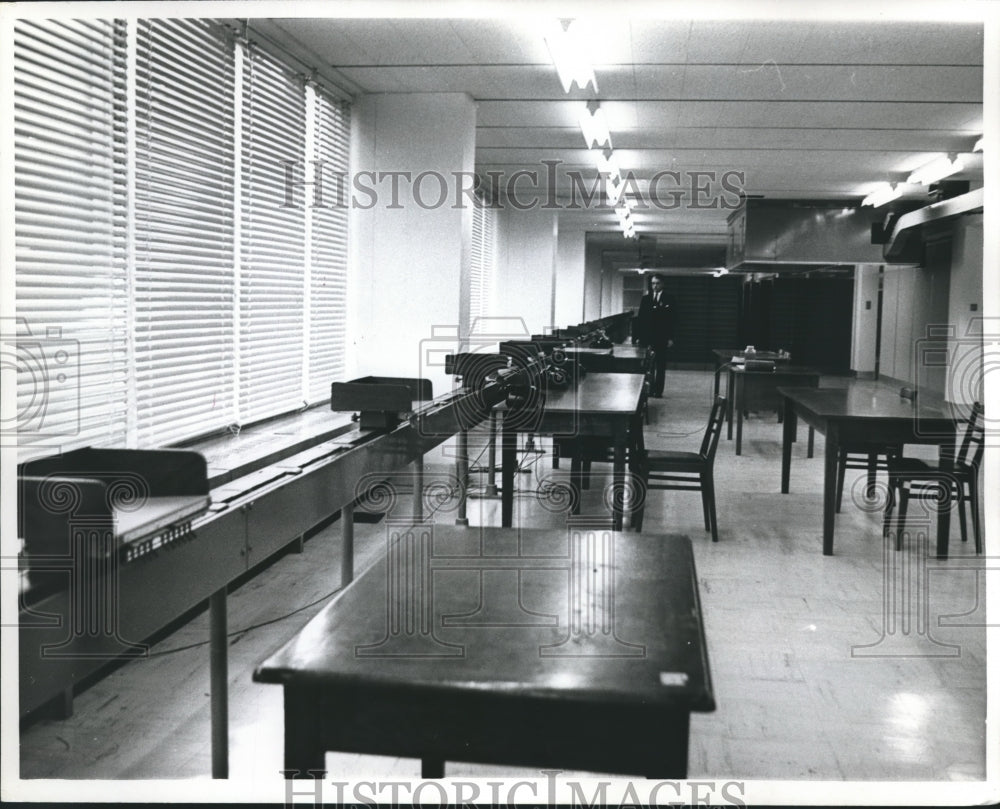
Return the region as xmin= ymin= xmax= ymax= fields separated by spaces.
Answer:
xmin=17 ymin=370 xmax=992 ymax=795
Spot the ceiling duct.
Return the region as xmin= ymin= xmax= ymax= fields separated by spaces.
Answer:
xmin=726 ymin=200 xmax=887 ymax=273
xmin=882 ymin=187 xmax=984 ymax=263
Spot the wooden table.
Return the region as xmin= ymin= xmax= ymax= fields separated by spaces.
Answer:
xmin=500 ymin=373 xmax=646 ymax=530
xmin=711 ymin=348 xmax=788 ymax=398
xmin=253 ymin=525 xmax=715 ymax=779
xmin=778 ymin=384 xmax=958 ymax=556
xmin=726 ymin=365 xmax=820 ymax=455
xmin=570 ymin=345 xmax=651 ymax=374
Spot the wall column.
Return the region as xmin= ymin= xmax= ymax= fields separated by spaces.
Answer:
xmin=348 ymin=93 xmax=476 ymax=393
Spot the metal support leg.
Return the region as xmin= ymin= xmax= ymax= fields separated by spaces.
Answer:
xmin=210 ymin=588 xmax=228 ymax=779
xmin=485 ymin=411 xmax=499 ymax=496
xmin=341 ymin=502 xmax=354 ymax=585
xmin=456 ymin=429 xmax=469 ymax=526
xmin=413 ymin=456 xmax=424 ymax=523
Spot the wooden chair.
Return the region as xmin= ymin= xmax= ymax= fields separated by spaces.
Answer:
xmin=835 ymin=387 xmax=917 ymax=511
xmin=630 ymin=396 xmax=727 ymax=541
xmin=883 ymin=401 xmax=984 ymax=553
xmin=552 ymin=382 xmax=648 ymax=485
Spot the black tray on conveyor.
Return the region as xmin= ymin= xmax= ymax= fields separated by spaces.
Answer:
xmin=19 ymin=447 xmax=210 ymax=563
xmin=330 ymin=376 xmax=432 ymax=431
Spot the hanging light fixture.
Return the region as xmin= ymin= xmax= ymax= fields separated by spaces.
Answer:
xmin=595 ymin=148 xmax=622 ymax=183
xmin=578 ymin=101 xmax=611 ymax=149
xmin=907 ymin=154 xmax=964 ymax=185
xmin=543 ymin=20 xmax=598 ymax=93
xmin=861 ymin=182 xmax=902 ymax=208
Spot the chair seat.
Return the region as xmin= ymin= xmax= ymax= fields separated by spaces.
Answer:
xmin=642 ymin=449 xmax=704 ymax=468
xmin=888 ymin=457 xmax=975 ymax=479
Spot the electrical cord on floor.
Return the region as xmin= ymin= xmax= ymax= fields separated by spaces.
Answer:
xmin=147 ymin=586 xmax=343 ymax=657
xmin=149 ymin=432 xmax=551 ymax=657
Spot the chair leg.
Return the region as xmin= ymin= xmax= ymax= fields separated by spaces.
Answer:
xmin=703 ymin=472 xmax=719 ymax=542
xmin=896 ymin=485 xmax=910 ymax=551
xmin=700 ymin=476 xmax=712 ymax=531
xmin=957 ymin=480 xmax=968 ymax=544
xmin=883 ymin=477 xmax=897 ymax=541
xmin=968 ymin=473 xmax=982 ymax=555
xmin=835 ymin=450 xmax=847 ymax=513
xmin=582 ymin=459 xmax=592 ymax=490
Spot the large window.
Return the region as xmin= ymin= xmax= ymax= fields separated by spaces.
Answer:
xmin=12 ymin=18 xmax=351 ymax=459
xmin=469 ymin=192 xmax=497 ymax=330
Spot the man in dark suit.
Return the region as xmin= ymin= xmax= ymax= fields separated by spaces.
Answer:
xmin=634 ymin=273 xmax=675 ymax=397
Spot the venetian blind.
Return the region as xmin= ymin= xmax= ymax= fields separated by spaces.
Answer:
xmin=238 ymin=42 xmax=307 ymax=424
xmin=13 ymin=21 xmax=352 ymax=456
xmin=306 ymin=87 xmax=351 ymax=403
xmin=133 ymin=19 xmax=237 ymax=447
xmin=12 ymin=19 xmax=129 ymax=460
xmin=469 ymin=192 xmax=497 ymax=330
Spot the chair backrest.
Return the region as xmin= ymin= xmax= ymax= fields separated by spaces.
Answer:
xmin=699 ymin=396 xmax=727 ymax=463
xmin=958 ymin=401 xmax=985 ymax=469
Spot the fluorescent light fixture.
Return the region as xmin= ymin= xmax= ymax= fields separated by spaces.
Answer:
xmin=595 ymin=149 xmax=621 ymax=182
xmin=606 ymin=175 xmax=624 ymax=205
xmin=973 ymin=137 xmax=983 ymax=152
xmin=907 ymin=154 xmax=964 ymax=185
xmin=861 ymin=182 xmax=902 ymax=208
xmin=579 ymin=104 xmax=611 ymax=149
xmin=544 ymin=20 xmax=598 ymax=94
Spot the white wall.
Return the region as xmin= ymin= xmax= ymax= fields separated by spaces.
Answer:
xmin=946 ymin=215 xmax=985 ymax=405
xmin=347 ymin=93 xmax=476 ymax=395
xmin=494 ymin=206 xmax=557 ymax=337
xmin=878 ymin=219 xmax=980 ymax=400
xmin=554 ymin=224 xmax=586 ymax=327
xmin=582 ymin=238 xmax=603 ymax=321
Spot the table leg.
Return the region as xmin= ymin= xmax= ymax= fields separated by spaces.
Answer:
xmin=341 ymin=502 xmax=354 ymax=585
xmin=283 ymin=687 xmax=325 ymax=778
xmin=612 ymin=422 xmax=626 ymax=531
xmin=822 ymin=424 xmax=839 ymax=556
xmin=209 ymin=588 xmax=228 ymax=779
xmin=866 ymin=451 xmax=878 ymax=500
xmin=455 ymin=428 xmax=469 ymax=526
xmin=726 ymin=370 xmax=735 ymax=439
xmin=807 ymin=427 xmax=815 ymax=459
xmin=735 ymin=375 xmax=744 ymax=455
xmin=781 ymin=397 xmax=795 ymax=493
xmin=713 ymin=361 xmax=721 ymax=398
xmin=501 ymin=418 xmax=515 ymax=527
xmin=422 ymin=758 xmax=444 ymax=778
xmin=644 ymin=711 xmax=689 ymax=779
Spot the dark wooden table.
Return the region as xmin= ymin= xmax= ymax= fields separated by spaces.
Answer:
xmin=778 ymin=384 xmax=958 ymax=556
xmin=501 ymin=373 xmax=646 ymax=530
xmin=253 ymin=525 xmax=715 ymax=779
xmin=571 ymin=345 xmax=651 ymax=374
xmin=711 ymin=348 xmax=788 ymax=397
xmin=726 ymin=365 xmax=820 ymax=455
